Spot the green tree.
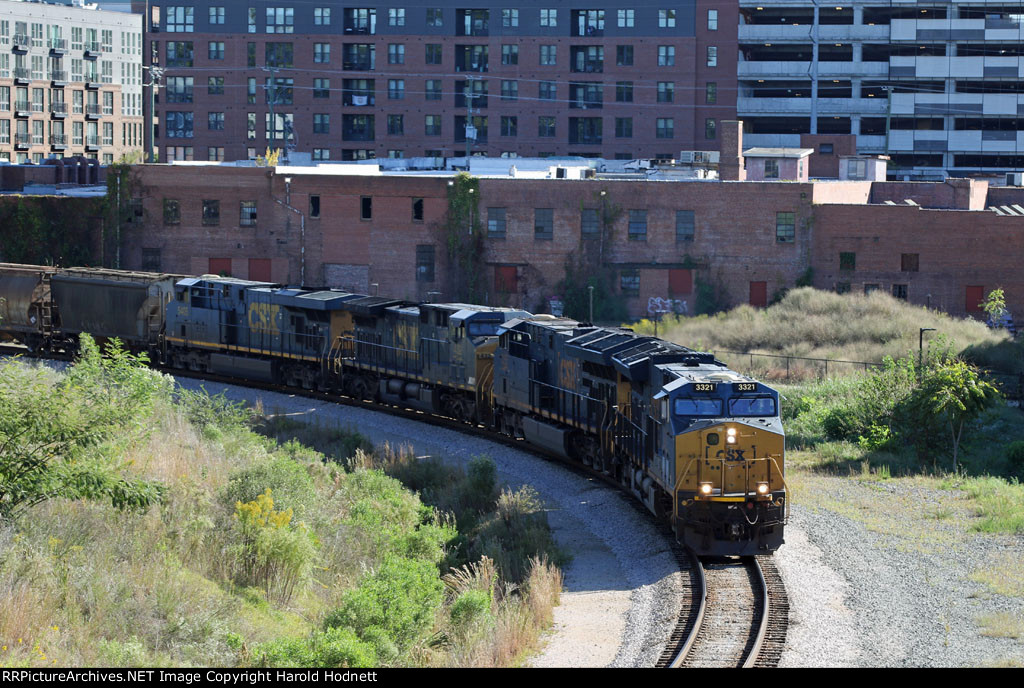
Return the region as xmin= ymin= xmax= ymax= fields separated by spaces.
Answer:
xmin=981 ymin=288 xmax=1007 ymax=322
xmin=906 ymin=357 xmax=1000 ymax=472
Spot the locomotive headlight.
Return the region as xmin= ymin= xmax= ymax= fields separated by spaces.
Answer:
xmin=727 ymin=428 xmax=737 ymax=436
xmin=757 ymin=481 xmax=769 ymax=495
xmin=699 ymin=482 xmax=713 ymax=496
xmin=726 ymin=428 xmax=737 ymax=444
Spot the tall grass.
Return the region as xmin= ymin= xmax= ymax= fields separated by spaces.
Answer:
xmin=632 ymin=288 xmax=1009 ymax=379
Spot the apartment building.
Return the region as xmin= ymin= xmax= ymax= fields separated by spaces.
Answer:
xmin=0 ymin=0 xmax=144 ymax=164
xmin=738 ymin=1 xmax=1024 ymax=179
xmin=135 ymin=1 xmax=735 ymax=162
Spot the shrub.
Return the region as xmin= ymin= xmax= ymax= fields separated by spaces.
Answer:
xmin=253 ymin=627 xmax=378 ymax=668
xmin=221 ymin=457 xmax=317 ymax=521
xmin=1007 ymin=441 xmax=1024 ymax=476
xmin=449 ymin=589 xmax=493 ymax=630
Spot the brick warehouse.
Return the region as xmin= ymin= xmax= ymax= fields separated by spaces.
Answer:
xmin=121 ymin=159 xmax=1024 ymax=321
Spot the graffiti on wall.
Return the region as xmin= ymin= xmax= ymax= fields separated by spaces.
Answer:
xmin=648 ymin=296 xmax=688 ymax=316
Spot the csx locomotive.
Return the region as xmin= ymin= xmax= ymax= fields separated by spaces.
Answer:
xmin=0 ymin=264 xmax=787 ymax=556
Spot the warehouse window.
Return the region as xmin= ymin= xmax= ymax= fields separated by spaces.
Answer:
xmin=534 ymin=208 xmax=553 ymax=240
xmin=416 ymin=244 xmax=435 ymax=282
xmin=141 ymin=248 xmax=161 ymax=271
xmin=839 ymin=251 xmax=856 ymax=270
xmin=676 ymin=210 xmax=695 ymax=242
xmin=892 ymin=284 xmax=908 ymax=301
xmin=775 ymin=212 xmax=795 ymax=242
xmin=581 ymin=208 xmax=599 ymax=238
xmin=412 ymin=198 xmax=424 ymax=222
xmin=309 ymin=195 xmax=320 ymax=218
xmin=163 ymin=199 xmax=180 ymax=224
xmin=628 ymin=209 xmax=647 ymax=241
xmin=202 ymin=199 xmax=219 ymax=225
xmin=240 ymin=201 xmax=257 ymax=226
xmin=361 ymin=196 xmax=372 ymax=220
xmin=488 ymin=207 xmax=507 ymax=238
xmin=620 ymin=269 xmax=640 ymax=296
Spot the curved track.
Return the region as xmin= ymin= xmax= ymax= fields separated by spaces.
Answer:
xmin=659 ymin=554 xmax=789 ymax=668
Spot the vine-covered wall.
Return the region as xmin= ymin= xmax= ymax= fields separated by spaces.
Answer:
xmin=0 ymin=196 xmax=104 ymax=266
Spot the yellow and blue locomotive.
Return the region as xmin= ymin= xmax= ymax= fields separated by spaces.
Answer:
xmin=491 ymin=315 xmax=786 ymax=556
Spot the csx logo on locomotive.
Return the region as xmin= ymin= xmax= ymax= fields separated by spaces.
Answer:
xmin=248 ymin=302 xmax=281 ymax=334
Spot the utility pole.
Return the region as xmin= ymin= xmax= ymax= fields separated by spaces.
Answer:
xmin=464 ymin=74 xmax=478 ymax=160
xmin=143 ymin=43 xmax=163 ymax=163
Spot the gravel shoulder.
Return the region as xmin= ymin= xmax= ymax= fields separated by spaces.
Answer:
xmin=174 ymin=379 xmax=683 ymax=668
xmin=775 ymin=472 xmax=1024 ymax=667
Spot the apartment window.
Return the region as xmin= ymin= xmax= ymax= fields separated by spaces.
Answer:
xmin=901 ymin=253 xmax=919 ymax=272
xmin=388 ymin=44 xmax=405 ymax=65
xmin=313 ymin=149 xmax=330 ymax=161
xmin=425 ymin=80 xmax=442 ymax=100
xmin=502 ymin=9 xmax=519 ymax=27
xmin=540 ymin=45 xmax=556 ymax=66
xmin=659 ymin=10 xmax=676 ymax=28
xmin=265 ymin=7 xmax=295 ymax=33
xmin=416 ymin=245 xmax=435 ymax=282
xmin=314 ymin=43 xmax=330 ymax=64
xmin=628 ymin=210 xmax=647 ymax=241
xmin=616 ymin=45 xmax=633 ymax=66
xmin=165 ymin=111 xmax=193 ymax=138
xmin=705 ymin=119 xmax=717 ymax=140
xmin=620 ymin=269 xmax=640 ymax=297
xmin=615 ymin=117 xmax=632 ymax=138
xmin=500 ymin=116 xmax=517 ymax=136
xmin=208 ymin=41 xmax=224 ymax=60
xmin=361 ymin=196 xmax=372 ymax=220
xmin=314 ymin=113 xmax=330 ymax=134
xmin=708 ymin=10 xmax=718 ymax=30
xmin=208 ymin=147 xmax=224 ymax=161
xmin=539 ymin=81 xmax=556 ymax=100
xmin=389 ymin=9 xmax=406 ymax=26
xmin=501 ymin=45 xmax=518 ymax=65
xmin=265 ymin=77 xmax=294 ymax=105
xmin=166 ymin=76 xmax=194 ymax=103
xmin=167 ymin=41 xmax=195 ymax=68
xmin=209 ymin=7 xmax=225 ymax=25
xmin=615 ymin=82 xmax=633 ymax=102
xmin=501 ymin=80 xmax=519 ymax=101
xmin=534 ymin=208 xmax=554 ymax=240
xmin=656 ymin=118 xmax=674 ymax=139
xmin=540 ymin=9 xmax=557 ymax=27
xmin=425 ymin=114 xmax=441 ymax=135
xmin=314 ymin=78 xmax=330 ymax=98
xmin=208 ymin=112 xmax=224 ymax=130
xmin=163 ymin=199 xmax=180 ymax=224
xmin=658 ymin=46 xmax=675 ymax=66
xmin=764 ymin=159 xmax=779 ymax=179
xmin=426 ymin=44 xmax=442 ymax=65
xmin=618 ymin=9 xmax=634 ymax=28
xmin=426 ymin=8 xmax=444 ymax=26
xmin=265 ymin=42 xmax=293 ymax=68
xmin=208 ymin=77 xmax=224 ymax=95
xmin=314 ymin=8 xmax=331 ymax=25
xmin=676 ymin=210 xmax=695 ymax=242
xmin=247 ymin=77 xmax=257 ymax=104
xmin=657 ymin=82 xmax=674 ymax=103
xmin=776 ymin=212 xmax=796 ymax=243
xmin=387 ymin=114 xmax=403 ymax=135
xmin=488 ymin=207 xmax=507 ymax=238
xmin=707 ymin=46 xmax=717 ymax=67
xmin=248 ymin=7 xmax=257 ymax=32
xmin=240 ymin=201 xmax=258 ymax=226
xmin=706 ymin=83 xmax=717 ymax=105
xmin=388 ymin=79 xmax=405 ymax=99
xmin=247 ymin=42 xmax=256 ymax=67
xmin=202 ymin=199 xmax=220 ymax=225
xmin=166 ymin=6 xmax=195 ymax=32
xmin=538 ymin=116 xmax=555 ymax=137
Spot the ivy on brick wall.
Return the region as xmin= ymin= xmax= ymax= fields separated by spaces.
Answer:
xmin=0 ymin=196 xmax=101 ymax=266
xmin=558 ymin=189 xmax=627 ymax=323
xmin=440 ymin=172 xmax=485 ymax=303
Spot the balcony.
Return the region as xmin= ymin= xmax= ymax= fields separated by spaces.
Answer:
xmin=737 ymin=96 xmax=886 ymax=116
xmin=85 ymin=78 xmax=103 ymax=90
xmin=50 ymin=70 xmax=67 ymax=86
xmin=12 ymin=34 xmax=30 ymax=52
xmin=49 ymin=134 xmax=67 ymax=149
xmin=85 ymin=103 xmax=103 ymax=119
xmin=14 ymin=101 xmax=31 ymax=118
xmin=84 ymin=41 xmax=102 ymax=58
xmin=15 ymin=133 xmax=31 ymax=149
xmin=85 ymin=135 xmax=100 ymax=150
xmin=13 ymin=67 xmax=31 ymax=85
xmin=50 ymin=102 xmax=68 ymax=117
xmin=49 ymin=38 xmax=68 ymax=54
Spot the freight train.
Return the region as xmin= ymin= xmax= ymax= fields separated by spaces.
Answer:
xmin=0 ymin=264 xmax=787 ymax=556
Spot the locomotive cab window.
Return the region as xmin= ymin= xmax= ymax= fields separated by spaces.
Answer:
xmin=728 ymin=396 xmax=777 ymax=417
xmin=673 ymin=398 xmax=723 ymax=416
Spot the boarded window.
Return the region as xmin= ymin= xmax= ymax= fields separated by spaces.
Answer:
xmin=495 ymin=265 xmax=517 ymax=293
xmin=750 ymin=281 xmax=768 ymax=308
xmin=839 ymin=251 xmax=856 ymax=270
xmin=901 ymin=253 xmax=919 ymax=272
xmin=669 ymin=269 xmax=692 ymax=296
xmin=620 ymin=269 xmax=640 ymax=296
xmin=581 ymin=208 xmax=599 ymax=238
xmin=141 ymin=248 xmax=161 ymax=271
xmin=966 ymin=285 xmax=984 ymax=313
xmin=628 ymin=209 xmax=647 ymax=241
xmin=209 ymin=257 xmax=231 ymax=276
xmin=249 ymin=258 xmax=271 ymax=282
xmin=534 ymin=208 xmax=553 ymax=240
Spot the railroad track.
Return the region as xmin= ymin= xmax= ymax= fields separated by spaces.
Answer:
xmin=4 ymin=345 xmax=788 ymax=667
xmin=658 ymin=553 xmax=789 ymax=668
